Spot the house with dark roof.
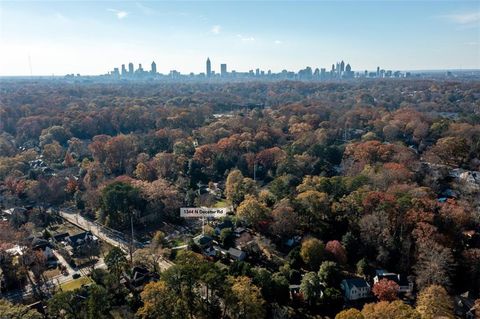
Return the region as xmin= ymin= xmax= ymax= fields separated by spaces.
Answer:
xmin=193 ymin=234 xmax=213 ymax=249
xmin=66 ymin=231 xmax=98 ymax=255
xmin=341 ymin=278 xmax=371 ymax=301
xmin=121 ymin=266 xmax=159 ymax=290
xmin=52 ymin=232 xmax=69 ymax=243
xmin=215 ymin=220 xmax=234 ymax=236
xmin=455 ymin=292 xmax=478 ymax=319
xmin=30 ymin=237 xmax=54 ymax=260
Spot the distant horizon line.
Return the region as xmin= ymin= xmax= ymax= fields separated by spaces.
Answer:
xmin=1 ymin=68 xmax=480 ymax=78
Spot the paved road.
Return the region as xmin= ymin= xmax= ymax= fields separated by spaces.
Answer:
xmin=59 ymin=210 xmax=174 ymax=271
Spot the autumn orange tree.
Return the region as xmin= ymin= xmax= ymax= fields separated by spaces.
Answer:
xmin=372 ymin=279 xmax=399 ymax=301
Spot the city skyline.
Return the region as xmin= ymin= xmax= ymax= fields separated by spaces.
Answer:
xmin=1 ymin=1 xmax=479 ymax=76
xmin=104 ymin=57 xmax=375 ymax=80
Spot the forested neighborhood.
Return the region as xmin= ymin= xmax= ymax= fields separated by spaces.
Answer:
xmin=0 ymin=79 xmax=479 ymax=318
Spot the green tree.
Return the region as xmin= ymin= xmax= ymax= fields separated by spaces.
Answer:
xmin=321 ymin=287 xmax=343 ymax=308
xmin=104 ymin=247 xmax=128 ymax=279
xmin=99 ymin=181 xmax=145 ymax=230
xmin=300 ymin=237 xmax=325 ymax=271
xmin=356 ymin=258 xmax=369 ymax=277
xmin=0 ymin=299 xmax=42 ymax=319
xmin=86 ymin=284 xmax=110 ymax=319
xmin=318 ymin=261 xmax=342 ymax=287
xmin=300 ymin=272 xmax=322 ymax=306
xmin=295 ymin=190 xmax=330 ymax=230
xmin=47 ymin=290 xmax=81 ymax=319
xmin=225 ymin=170 xmax=257 ymax=208
xmin=220 ymin=228 xmax=235 ymax=248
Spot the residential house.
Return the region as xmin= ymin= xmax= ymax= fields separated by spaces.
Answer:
xmin=206 ymin=245 xmax=247 ymax=262
xmin=227 ymin=247 xmax=246 ymax=261
xmin=121 ymin=266 xmax=159 ymax=290
xmin=193 ymin=234 xmax=213 ymax=249
xmin=66 ymin=231 xmax=98 ymax=256
xmin=455 ymin=292 xmax=478 ymax=319
xmin=31 ymin=237 xmax=54 ymax=260
xmin=373 ymin=269 xmax=413 ymax=294
xmin=341 ymin=278 xmax=371 ymax=301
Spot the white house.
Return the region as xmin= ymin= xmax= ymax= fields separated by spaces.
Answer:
xmin=374 ymin=269 xmax=413 ymax=294
xmin=341 ymin=278 xmax=371 ymax=301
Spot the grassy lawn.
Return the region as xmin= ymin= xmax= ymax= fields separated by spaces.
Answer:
xmin=60 ymin=276 xmax=92 ymax=291
xmin=214 ymin=199 xmax=229 ymax=208
xmin=44 ymin=268 xmax=61 ymax=279
xmin=169 ymin=238 xmax=187 ymax=247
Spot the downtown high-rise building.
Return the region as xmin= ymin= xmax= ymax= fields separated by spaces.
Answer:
xmin=151 ymin=61 xmax=157 ymax=74
xmin=128 ymin=63 xmax=134 ymax=74
xmin=206 ymin=58 xmax=212 ymax=77
xmin=220 ymin=63 xmax=227 ymax=76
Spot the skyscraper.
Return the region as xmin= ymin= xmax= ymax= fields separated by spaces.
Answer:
xmin=151 ymin=61 xmax=157 ymax=74
xmin=340 ymin=60 xmax=345 ymax=73
xmin=206 ymin=58 xmax=211 ymax=77
xmin=121 ymin=64 xmax=127 ymax=76
xmin=128 ymin=62 xmax=134 ymax=74
xmin=220 ymin=63 xmax=227 ymax=76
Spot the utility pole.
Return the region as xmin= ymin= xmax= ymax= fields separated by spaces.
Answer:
xmin=130 ymin=213 xmax=134 ymax=264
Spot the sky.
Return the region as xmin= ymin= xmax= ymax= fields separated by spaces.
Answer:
xmin=0 ymin=0 xmax=479 ymax=76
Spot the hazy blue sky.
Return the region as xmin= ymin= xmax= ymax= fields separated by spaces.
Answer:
xmin=0 ymin=1 xmax=479 ymax=75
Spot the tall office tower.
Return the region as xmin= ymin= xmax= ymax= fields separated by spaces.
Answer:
xmin=314 ymin=68 xmax=320 ymax=77
xmin=138 ymin=64 xmax=143 ymax=73
xmin=320 ymin=68 xmax=326 ymax=79
xmin=340 ymin=60 xmax=345 ymax=73
xmin=255 ymin=68 xmax=260 ymax=76
xmin=345 ymin=64 xmax=353 ymax=78
xmin=376 ymin=66 xmax=380 ymax=77
xmin=128 ymin=62 xmax=134 ymax=74
xmin=220 ymin=63 xmax=227 ymax=76
xmin=305 ymin=66 xmax=313 ymax=77
xmin=331 ymin=64 xmax=335 ymax=72
xmin=206 ymin=58 xmax=212 ymax=77
xmin=151 ymin=61 xmax=157 ymax=74
xmin=121 ymin=64 xmax=127 ymax=76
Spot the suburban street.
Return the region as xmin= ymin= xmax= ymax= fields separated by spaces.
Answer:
xmin=59 ymin=210 xmax=174 ymax=271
